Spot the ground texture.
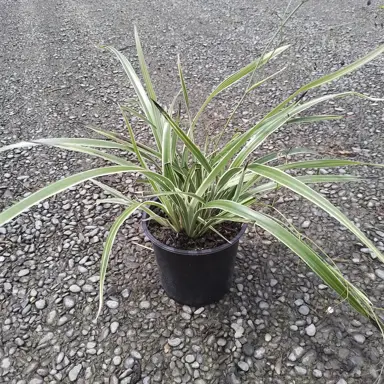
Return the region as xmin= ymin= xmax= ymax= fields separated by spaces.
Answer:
xmin=1 ymin=0 xmax=384 ymax=383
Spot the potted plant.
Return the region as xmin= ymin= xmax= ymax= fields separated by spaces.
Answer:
xmin=0 ymin=29 xmax=383 ymax=330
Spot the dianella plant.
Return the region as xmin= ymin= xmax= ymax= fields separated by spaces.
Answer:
xmin=0 ymin=27 xmax=383 ymax=327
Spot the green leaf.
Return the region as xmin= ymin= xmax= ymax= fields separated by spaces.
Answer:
xmin=134 ymin=26 xmax=157 ymax=101
xmin=253 ymin=147 xmax=318 ymax=165
xmin=287 ymin=115 xmax=343 ymax=124
xmin=0 ymin=138 xmax=128 ymax=153
xmin=0 ymin=165 xmax=181 ymax=228
xmin=278 ymin=159 xmax=384 ymax=171
xmin=201 ymin=200 xmax=382 ymax=328
xmin=248 ymin=164 xmax=384 ymax=262
xmin=103 ymin=45 xmax=163 ymax=149
xmin=245 ymin=66 xmax=287 ymax=94
xmin=0 ymin=166 xmax=141 ymax=227
xmin=120 ymin=107 xmax=147 ymax=168
xmin=265 ymin=44 xmax=384 ymax=119
xmin=192 ymin=45 xmax=290 ymax=127
xmin=96 ymin=202 xmax=141 ymax=319
xmin=177 ymin=55 xmax=190 ymax=118
xmin=153 ymin=101 xmax=212 ymax=173
xmin=251 ymin=174 xmax=365 ymax=195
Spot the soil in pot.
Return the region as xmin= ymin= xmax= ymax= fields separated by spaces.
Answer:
xmin=148 ymin=219 xmax=242 ymax=251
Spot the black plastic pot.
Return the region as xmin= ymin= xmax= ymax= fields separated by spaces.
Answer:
xmin=142 ymin=212 xmax=247 ymax=307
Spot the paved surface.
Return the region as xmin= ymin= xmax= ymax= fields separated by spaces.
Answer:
xmin=1 ymin=0 xmax=384 ymax=383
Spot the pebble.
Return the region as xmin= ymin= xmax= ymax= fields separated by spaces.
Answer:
xmin=185 ymin=354 xmax=195 ymax=363
xmin=254 ymin=347 xmax=265 ymax=360
xmin=336 ymin=379 xmax=347 ymax=384
xmin=106 ymin=300 xmax=119 ymax=309
xmin=294 ymin=366 xmax=307 ymax=375
xmin=68 ymin=364 xmax=82 ymax=381
xmin=110 ymin=321 xmax=119 ymax=334
xmin=139 ymin=300 xmax=150 ymax=309
xmin=113 ymin=356 xmax=122 ymax=365
xmin=63 ymin=296 xmax=76 ymax=309
xmin=124 ymin=357 xmax=135 ymax=369
xmin=242 ymin=343 xmax=254 ymax=356
xmin=194 ymin=307 xmax=204 ymax=315
xmin=1 ymin=357 xmax=11 ymax=369
xmin=131 ymin=350 xmax=142 ymax=359
xmin=69 ymin=284 xmax=81 ymax=293
xmin=375 ymin=269 xmax=384 ymax=280
xmin=298 ymin=305 xmax=310 ymax=315
xmin=35 ymin=299 xmax=46 ymax=310
xmin=353 ymin=334 xmax=365 ymax=344
xmin=305 ymin=324 xmax=316 ymax=337
xmin=217 ymin=338 xmax=227 ymax=347
xmin=288 ymin=346 xmax=305 ymax=362
xmin=301 ymin=220 xmax=311 ymax=228
xmin=313 ymin=369 xmax=323 ymax=378
xmin=237 ymin=361 xmax=249 ymax=372
xmin=265 ymin=333 xmax=272 ymax=342
xmin=47 ymin=310 xmax=57 ymax=325
xmin=18 ymin=269 xmax=30 ymax=277
xmin=231 ymin=323 xmax=245 ymax=338
xmin=168 ymin=338 xmax=182 ymax=347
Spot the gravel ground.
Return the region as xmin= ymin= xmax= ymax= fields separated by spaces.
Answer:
xmin=1 ymin=0 xmax=384 ymax=383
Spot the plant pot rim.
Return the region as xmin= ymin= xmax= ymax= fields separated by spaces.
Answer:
xmin=142 ymin=210 xmax=247 ymax=256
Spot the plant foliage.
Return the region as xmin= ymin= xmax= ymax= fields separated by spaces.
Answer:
xmin=0 ymin=29 xmax=383 ymax=327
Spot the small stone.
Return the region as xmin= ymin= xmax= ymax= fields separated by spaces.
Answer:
xmin=294 ymin=366 xmax=307 ymax=376
xmin=237 ymin=361 xmax=249 ymax=372
xmin=63 ymin=296 xmax=76 ymax=309
xmin=1 ymin=357 xmax=11 ymax=369
xmin=217 ymin=338 xmax=227 ymax=347
xmin=231 ymin=323 xmax=244 ymax=338
xmin=113 ymin=356 xmax=122 ymax=366
xmin=194 ymin=307 xmax=204 ymax=315
xmin=58 ymin=316 xmax=69 ymax=326
xmin=168 ymin=338 xmax=182 ymax=347
xmin=305 ymin=324 xmax=316 ymax=337
xmin=299 ymin=305 xmax=310 ymax=315
xmin=68 ymin=364 xmax=82 ymax=381
xmin=353 ymin=334 xmax=365 ymax=344
xmin=29 ymin=378 xmax=43 ymax=384
xmin=139 ymin=301 xmax=150 ymax=309
xmin=121 ymin=288 xmax=130 ymax=298
xmin=124 ymin=357 xmax=135 ymax=369
xmin=254 ymin=347 xmax=265 ymax=360
xmin=18 ymin=269 xmax=30 ymax=277
xmin=288 ymin=346 xmax=305 ymax=362
xmin=47 ymin=310 xmax=57 ymax=325
xmin=313 ymin=369 xmax=323 ymax=378
xmin=4 ymin=282 xmax=12 ymax=292
xmin=110 ymin=322 xmax=119 ymax=334
xmin=302 ymin=220 xmax=311 ymax=228
xmin=270 ymin=279 xmax=278 ymax=287
xmin=375 ymin=269 xmax=384 ymax=280
xmin=336 ymin=379 xmax=347 ymax=384
xmin=259 ymin=301 xmax=269 ymax=309
xmin=106 ymin=300 xmax=119 ymax=309
xmin=69 ymin=284 xmax=81 ymax=293
xmin=242 ymin=343 xmax=254 ymax=357
xmin=185 ymin=354 xmax=195 ymax=363
xmin=182 ymin=305 xmax=192 ymax=314
xmin=131 ymin=350 xmax=142 ymax=359
xmin=35 ymin=299 xmax=46 ymax=310
xmin=265 ymin=333 xmax=272 ymax=342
